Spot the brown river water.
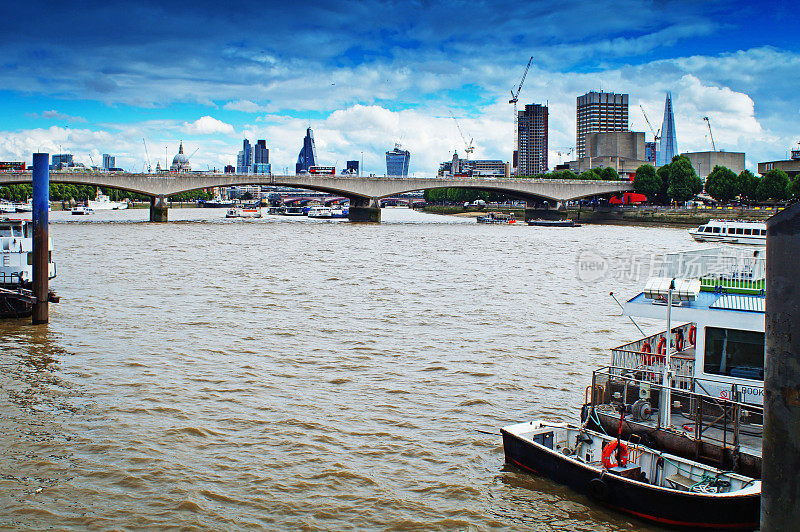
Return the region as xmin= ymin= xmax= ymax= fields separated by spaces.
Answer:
xmin=0 ymin=207 xmax=705 ymax=530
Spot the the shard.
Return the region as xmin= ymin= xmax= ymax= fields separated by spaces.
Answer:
xmin=658 ymin=92 xmax=677 ymax=166
xmin=295 ymin=128 xmax=317 ymax=174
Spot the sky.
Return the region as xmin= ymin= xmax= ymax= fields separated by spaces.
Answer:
xmin=0 ymin=0 xmax=798 ymax=175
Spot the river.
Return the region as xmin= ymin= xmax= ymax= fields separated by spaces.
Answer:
xmin=0 ymin=207 xmax=705 ymax=530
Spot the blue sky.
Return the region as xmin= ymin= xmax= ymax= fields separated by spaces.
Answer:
xmin=0 ymin=0 xmax=797 ymax=174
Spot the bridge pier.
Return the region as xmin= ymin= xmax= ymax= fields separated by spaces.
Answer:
xmin=150 ymin=195 xmax=168 ymax=222
xmin=524 ymin=201 xmax=565 ymax=222
xmin=348 ymin=197 xmax=381 ymax=223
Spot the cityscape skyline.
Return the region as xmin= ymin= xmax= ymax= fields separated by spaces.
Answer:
xmin=0 ymin=1 xmax=796 ymax=175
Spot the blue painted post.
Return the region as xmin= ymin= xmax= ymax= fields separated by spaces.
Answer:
xmin=31 ymin=153 xmax=49 ymax=324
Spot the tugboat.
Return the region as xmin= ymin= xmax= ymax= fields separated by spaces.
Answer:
xmin=0 ymin=217 xmax=57 ymax=318
xmin=502 ymin=248 xmax=766 ymax=527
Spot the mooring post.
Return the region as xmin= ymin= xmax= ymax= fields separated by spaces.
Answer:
xmin=31 ymin=152 xmax=50 ymax=325
xmin=761 ymin=202 xmax=800 ymax=530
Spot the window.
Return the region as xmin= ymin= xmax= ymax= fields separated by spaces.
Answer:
xmin=736 ymin=228 xmax=744 ymax=235
xmin=760 ymin=229 xmax=767 ymax=236
xmin=712 ymin=227 xmax=721 ymax=234
xmin=0 ymin=225 xmax=11 ymax=237
xmin=744 ymin=229 xmax=752 ymax=235
xmin=704 ymin=327 xmax=764 ymax=380
xmin=704 ymin=227 xmax=713 ymax=233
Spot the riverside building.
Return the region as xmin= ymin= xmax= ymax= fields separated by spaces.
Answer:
xmin=576 ymin=91 xmax=628 ymax=158
xmin=517 ymin=103 xmax=548 ymax=176
xmin=295 ymin=128 xmax=317 ymax=174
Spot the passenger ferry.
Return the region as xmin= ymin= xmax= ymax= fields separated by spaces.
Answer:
xmin=0 ymin=217 xmax=57 ymax=317
xmin=70 ymin=206 xmax=94 ymax=215
xmin=688 ymin=219 xmax=766 ymax=245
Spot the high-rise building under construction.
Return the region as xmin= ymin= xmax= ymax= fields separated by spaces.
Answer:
xmin=576 ymin=91 xmax=628 ymax=158
xmin=517 ymin=103 xmax=548 ymax=176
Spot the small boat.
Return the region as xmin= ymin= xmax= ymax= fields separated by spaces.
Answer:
xmin=502 ymin=420 xmax=760 ymax=530
xmin=198 ymin=197 xmax=236 ymax=208
xmin=282 ymin=206 xmax=306 ymax=216
xmin=476 ymin=211 xmax=516 ymax=224
xmin=70 ymin=206 xmax=94 ymax=215
xmin=14 ymin=200 xmax=32 ymax=213
xmin=688 ymin=219 xmax=766 ymax=245
xmin=0 ymin=202 xmax=16 ymax=214
xmin=307 ymin=206 xmax=349 ymax=219
xmin=526 ymin=219 xmax=580 ymax=227
xmin=225 ymin=206 xmax=262 ymax=218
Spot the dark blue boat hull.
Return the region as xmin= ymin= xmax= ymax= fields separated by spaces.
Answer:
xmin=501 ymin=428 xmax=759 ymax=530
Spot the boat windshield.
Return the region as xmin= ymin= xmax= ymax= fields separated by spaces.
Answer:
xmin=0 ymin=224 xmax=21 ymax=237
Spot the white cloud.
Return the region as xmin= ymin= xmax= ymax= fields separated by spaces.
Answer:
xmin=31 ymin=110 xmax=87 ymax=122
xmin=223 ymin=100 xmax=267 ymax=113
xmin=182 ymin=116 xmax=235 ymax=135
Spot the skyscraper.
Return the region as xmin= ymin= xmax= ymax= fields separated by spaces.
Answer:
xmin=237 ymin=139 xmax=253 ymax=174
xmin=102 ymin=154 xmax=115 ymax=171
xmin=295 ymin=128 xmax=317 ymax=174
xmin=385 ymin=144 xmax=410 ymax=177
xmin=517 ymin=103 xmax=548 ymax=176
xmin=658 ymin=92 xmax=678 ymax=166
xmin=576 ymin=91 xmax=629 ymax=158
xmin=254 ymin=139 xmax=270 ymax=174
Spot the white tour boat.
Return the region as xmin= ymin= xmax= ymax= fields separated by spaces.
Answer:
xmin=225 ymin=206 xmax=262 ymax=219
xmin=688 ymin=219 xmax=766 ymax=245
xmin=88 ymin=192 xmax=128 ymax=210
xmin=0 ymin=217 xmax=57 ymax=317
xmin=0 ymin=201 xmax=16 ymax=214
xmin=307 ymin=206 xmax=348 ymax=219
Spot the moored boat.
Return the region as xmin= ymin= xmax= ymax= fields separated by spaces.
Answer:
xmin=88 ymin=192 xmax=128 ymax=210
xmin=688 ymin=219 xmax=766 ymax=245
xmin=476 ymin=211 xmax=516 ymax=224
xmin=0 ymin=217 xmax=57 ymax=318
xmin=526 ymin=219 xmax=579 ymax=227
xmin=502 ymin=420 xmax=760 ymax=530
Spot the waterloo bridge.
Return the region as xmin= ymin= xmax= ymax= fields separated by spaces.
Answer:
xmin=0 ymin=172 xmax=632 ymax=222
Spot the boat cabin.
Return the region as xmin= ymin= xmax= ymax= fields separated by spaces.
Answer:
xmin=0 ymin=217 xmax=56 ymax=286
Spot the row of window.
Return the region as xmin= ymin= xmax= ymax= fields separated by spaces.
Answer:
xmin=699 ymin=225 xmax=766 ymax=236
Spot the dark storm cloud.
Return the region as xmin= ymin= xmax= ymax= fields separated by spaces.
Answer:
xmin=0 ymin=0 xmax=733 ymax=108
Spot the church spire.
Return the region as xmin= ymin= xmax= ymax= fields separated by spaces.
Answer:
xmin=179 ymin=141 xmax=184 ymax=154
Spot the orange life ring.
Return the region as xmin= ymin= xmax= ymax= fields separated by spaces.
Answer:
xmin=689 ymin=326 xmax=696 ymax=346
xmin=602 ymin=440 xmax=629 ymax=469
xmin=641 ymin=342 xmax=651 ymax=353
xmin=657 ymin=337 xmax=667 ymax=355
xmin=639 ymin=342 xmax=653 ymax=367
xmin=675 ymin=330 xmax=685 ymax=352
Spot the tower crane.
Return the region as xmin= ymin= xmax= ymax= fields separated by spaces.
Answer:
xmin=188 ymin=147 xmax=199 ymax=160
xmin=509 ymin=56 xmax=533 ymax=173
xmin=449 ymin=111 xmax=474 ymax=159
xmin=639 ymin=104 xmax=661 ymax=142
xmin=142 ymin=138 xmax=152 ymax=173
xmin=703 ymin=116 xmax=716 ymax=151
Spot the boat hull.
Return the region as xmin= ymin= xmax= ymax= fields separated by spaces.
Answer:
xmin=501 ymin=428 xmax=759 ymax=530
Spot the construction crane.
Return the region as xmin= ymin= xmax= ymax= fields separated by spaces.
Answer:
xmin=187 ymin=147 xmax=199 ymax=160
xmin=509 ymin=56 xmax=533 ymax=173
xmin=703 ymin=116 xmax=716 ymax=151
xmin=449 ymin=111 xmax=474 ymax=159
xmin=142 ymin=138 xmax=152 ymax=173
xmin=639 ymin=104 xmax=661 ymax=143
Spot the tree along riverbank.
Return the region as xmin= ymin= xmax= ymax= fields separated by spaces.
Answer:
xmin=422 ymin=205 xmax=780 ymax=226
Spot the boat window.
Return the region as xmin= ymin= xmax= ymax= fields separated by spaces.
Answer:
xmin=712 ymin=227 xmax=720 ymax=234
xmin=760 ymin=229 xmax=767 ymax=236
xmin=735 ymin=228 xmax=744 ymax=235
xmin=704 ymin=227 xmax=713 ymax=233
xmin=0 ymin=225 xmax=11 ymax=237
xmin=744 ymin=229 xmax=752 ymax=235
xmin=703 ymin=327 xmax=764 ymax=380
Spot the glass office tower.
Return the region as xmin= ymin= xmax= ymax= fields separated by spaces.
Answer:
xmin=385 ymin=144 xmax=410 ymax=177
xmin=295 ymin=128 xmax=317 ymax=174
xmin=658 ymin=92 xmax=678 ymax=166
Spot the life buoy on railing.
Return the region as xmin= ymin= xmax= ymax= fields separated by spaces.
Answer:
xmin=639 ymin=342 xmax=652 ymax=366
xmin=657 ymin=336 xmax=667 ymax=355
xmin=689 ymin=325 xmax=696 ymax=346
xmin=602 ymin=440 xmax=629 ymax=469
xmin=675 ymin=330 xmax=685 ymax=352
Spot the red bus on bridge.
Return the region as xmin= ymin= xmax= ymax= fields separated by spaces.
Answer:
xmin=309 ymin=166 xmax=336 ymax=175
